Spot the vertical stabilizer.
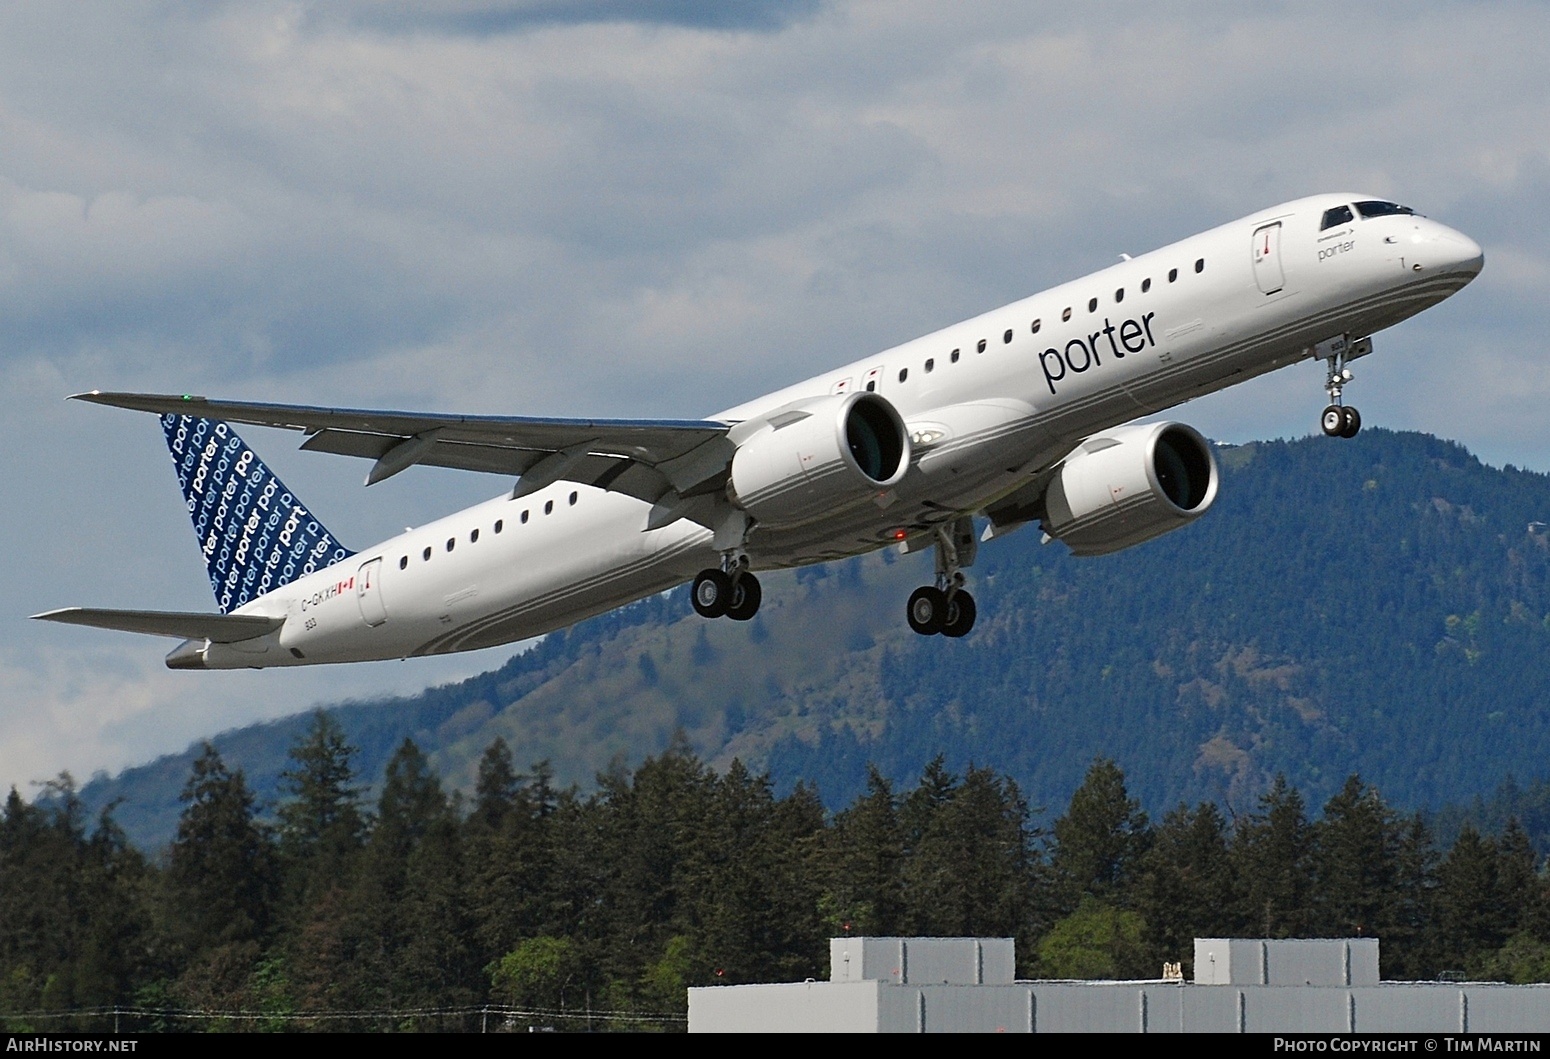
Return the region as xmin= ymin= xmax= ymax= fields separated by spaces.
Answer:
xmin=162 ymin=414 xmax=353 ymax=613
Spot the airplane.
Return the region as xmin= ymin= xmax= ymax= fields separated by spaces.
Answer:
xmin=34 ymin=193 xmax=1484 ymax=669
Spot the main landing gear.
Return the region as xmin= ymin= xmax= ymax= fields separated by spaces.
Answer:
xmin=906 ymin=517 xmax=978 ymax=638
xmin=691 ymin=557 xmax=762 ymax=622
xmin=1318 ymin=335 xmax=1370 ymax=439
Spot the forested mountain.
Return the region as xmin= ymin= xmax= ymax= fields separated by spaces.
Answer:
xmin=68 ymin=428 xmax=1550 ymax=852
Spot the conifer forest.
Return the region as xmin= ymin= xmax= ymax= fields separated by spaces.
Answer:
xmin=4 ymin=713 xmax=1550 ymax=1032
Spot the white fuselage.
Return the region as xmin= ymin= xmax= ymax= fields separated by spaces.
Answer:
xmin=206 ymin=193 xmax=1484 ymax=668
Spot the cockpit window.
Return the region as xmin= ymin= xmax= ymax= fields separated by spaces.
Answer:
xmin=1320 ymin=205 xmax=1354 ymax=230
xmin=1354 ymin=200 xmax=1415 ymax=219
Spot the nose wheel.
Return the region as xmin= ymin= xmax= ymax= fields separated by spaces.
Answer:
xmin=1321 ymin=404 xmax=1361 ymax=439
xmin=1318 ymin=336 xmax=1366 ymax=439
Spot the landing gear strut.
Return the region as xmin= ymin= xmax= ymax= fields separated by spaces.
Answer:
xmin=691 ymin=555 xmax=762 ymax=622
xmin=1318 ymin=336 xmax=1369 ymax=439
xmin=906 ymin=517 xmax=977 ymax=638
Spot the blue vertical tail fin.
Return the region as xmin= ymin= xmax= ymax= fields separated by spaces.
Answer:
xmin=161 ymin=414 xmax=354 ymax=614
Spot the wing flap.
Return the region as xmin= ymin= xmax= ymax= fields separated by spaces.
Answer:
xmin=32 ymin=607 xmax=285 ymax=643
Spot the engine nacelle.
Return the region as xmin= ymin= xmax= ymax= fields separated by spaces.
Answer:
xmin=1041 ymin=421 xmax=1218 ymax=556
xmin=728 ymin=392 xmax=910 ymax=529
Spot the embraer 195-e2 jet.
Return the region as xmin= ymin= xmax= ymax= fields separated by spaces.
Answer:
xmin=36 ymin=194 xmax=1483 ymax=669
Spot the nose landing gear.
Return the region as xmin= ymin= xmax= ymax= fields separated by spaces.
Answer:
xmin=906 ymin=517 xmax=978 ymax=638
xmin=1317 ymin=335 xmax=1370 ymax=439
xmin=1321 ymin=403 xmax=1362 ymax=439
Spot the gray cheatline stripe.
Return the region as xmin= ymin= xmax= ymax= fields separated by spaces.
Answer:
xmin=1045 ymin=273 xmax=1473 ymax=421
xmin=418 ymin=535 xmax=705 ymax=653
xmin=417 ymin=275 xmax=1474 ymax=654
xmin=1142 ymin=275 xmax=1470 ymax=394
xmin=412 ymin=536 xmax=706 ymax=656
xmin=737 ymin=461 xmax=851 ymax=508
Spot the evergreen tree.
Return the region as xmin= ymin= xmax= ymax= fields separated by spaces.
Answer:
xmin=1434 ymin=824 xmax=1505 ymax=973
xmin=903 ymin=765 xmax=1031 ymax=940
xmin=0 ymin=778 xmax=148 ymax=1026
xmin=1496 ymin=818 xmax=1540 ymax=936
xmin=588 ymin=737 xmax=714 ymax=1008
xmin=470 ymin=737 xmax=519 ymax=832
xmin=276 ymin=711 xmax=366 ymax=908
xmin=1048 ymin=759 xmax=1150 ymax=914
xmin=398 ymin=809 xmax=478 ymax=1022
xmin=1311 ymin=775 xmax=1398 ymax=939
xmin=467 ymin=753 xmax=563 ymax=967
xmin=352 ymin=739 xmax=455 ymax=1016
xmin=824 ymin=766 xmax=905 ymax=936
xmin=166 ymin=744 xmax=275 ymax=952
xmin=1232 ymin=775 xmax=1313 ymax=937
xmin=1136 ymin=803 xmax=1238 ymax=972
xmin=273 ymin=714 xmax=368 ymax=1017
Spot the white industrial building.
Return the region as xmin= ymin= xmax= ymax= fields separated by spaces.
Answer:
xmin=688 ymin=936 xmax=1550 ymax=1032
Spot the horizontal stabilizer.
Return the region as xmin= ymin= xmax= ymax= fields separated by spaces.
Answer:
xmin=31 ymin=608 xmax=284 ymax=643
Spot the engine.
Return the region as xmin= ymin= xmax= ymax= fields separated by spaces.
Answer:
xmin=1041 ymin=421 xmax=1218 ymax=556
xmin=728 ymin=392 xmax=910 ymax=529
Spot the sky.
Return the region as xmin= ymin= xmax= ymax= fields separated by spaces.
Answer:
xmin=1 ymin=0 xmax=1547 ymax=796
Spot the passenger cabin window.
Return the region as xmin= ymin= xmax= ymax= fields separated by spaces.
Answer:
xmin=1003 ymin=329 xmax=1013 ymax=344
xmin=446 ymin=538 xmax=455 ymax=552
xmin=950 ymin=348 xmax=960 ymax=363
xmin=1114 ymin=288 xmax=1124 ymax=303
xmin=1141 ymin=278 xmax=1151 ymax=293
xmin=1031 ymin=319 xmax=1041 ymax=334
xmin=1087 ymin=297 xmax=1097 ymax=312
xmin=924 ymin=358 xmax=934 ymax=373
xmin=423 ymin=547 xmax=432 ymax=561
xmin=569 ymin=491 xmax=578 ymax=505
xmin=1195 ymin=258 xmax=1205 ymax=273
xmin=494 ymin=519 xmax=503 ymax=533
xmin=521 ymin=510 xmax=529 ymax=524
xmin=470 ymin=528 xmax=479 ymax=543
xmin=898 ymin=368 xmax=908 ymax=383
xmin=1321 ymin=204 xmax=1355 ymax=230
xmin=1061 ymin=307 xmax=1072 ymax=322
xmin=399 ymin=556 xmax=408 ymax=570
xmin=1168 ymin=268 xmax=1178 ymax=282
xmin=544 ymin=500 xmax=554 ymax=515
xmin=1355 ymin=200 xmax=1414 ymax=219
xmin=976 ymin=338 xmax=987 ymax=353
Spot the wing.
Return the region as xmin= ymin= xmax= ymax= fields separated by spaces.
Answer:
xmin=72 ymin=391 xmax=737 ymax=516
xmin=32 ymin=607 xmax=285 ymax=643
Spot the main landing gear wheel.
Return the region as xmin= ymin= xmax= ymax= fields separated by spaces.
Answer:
xmin=941 ymin=591 xmax=977 ymax=638
xmin=691 ymin=568 xmax=762 ymax=621
xmin=907 ymin=586 xmax=948 ymax=635
xmin=905 ymin=515 xmax=980 ymax=638
xmin=692 ymin=569 xmax=732 ymax=618
xmin=725 ymin=573 xmax=761 ymax=621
